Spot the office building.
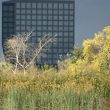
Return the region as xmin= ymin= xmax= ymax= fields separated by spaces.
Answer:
xmin=2 ymin=0 xmax=75 ymax=65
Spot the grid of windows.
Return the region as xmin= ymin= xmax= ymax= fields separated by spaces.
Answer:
xmin=2 ymin=0 xmax=74 ymax=65
xmin=2 ymin=3 xmax=15 ymax=45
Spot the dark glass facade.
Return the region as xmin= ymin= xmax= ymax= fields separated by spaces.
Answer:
xmin=2 ymin=0 xmax=75 ymax=65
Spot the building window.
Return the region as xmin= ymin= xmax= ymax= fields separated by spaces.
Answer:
xmin=32 ymin=15 xmax=37 ymax=20
xmin=48 ymin=15 xmax=52 ymax=20
xmin=37 ymin=21 xmax=42 ymax=25
xmin=69 ymin=16 xmax=74 ymax=20
xmin=59 ymin=21 xmax=63 ymax=26
xmin=70 ymin=4 xmax=74 ymax=9
xmin=53 ymin=10 xmax=58 ymax=15
xmin=59 ymin=16 xmax=63 ymax=20
xmin=59 ymin=27 xmax=63 ymax=31
xmin=53 ymin=21 xmax=58 ymax=26
xmin=58 ymin=48 xmax=64 ymax=53
xmin=21 ymin=10 xmax=25 ymax=14
xmin=27 ymin=21 xmax=31 ymax=25
xmin=70 ymin=10 xmax=73 ymax=15
xmin=32 ymin=32 xmax=36 ymax=36
xmin=43 ymin=3 xmax=47 ymax=9
xmin=64 ymin=21 xmax=68 ymax=26
xmin=69 ymin=32 xmax=74 ymax=36
xmin=8 ymin=18 xmax=13 ymax=22
xmin=21 ymin=15 xmax=26 ymax=20
xmin=48 ymin=10 xmax=52 ymax=15
xmin=32 ymin=3 xmax=36 ymax=9
xmin=27 ymin=10 xmax=31 ymax=14
xmin=59 ymin=4 xmax=63 ymax=9
xmin=21 ymin=26 xmax=25 ymax=30
xmin=27 ymin=15 xmax=31 ymax=20
xmin=37 ymin=27 xmax=42 ymax=31
xmin=59 ymin=10 xmax=63 ymax=15
xmin=53 ymin=15 xmax=58 ymax=20
xmin=26 ymin=26 xmax=31 ymax=31
xmin=37 ymin=32 xmax=42 ymax=36
xmin=59 ymin=43 xmax=63 ymax=48
xmin=32 ymin=10 xmax=36 ymax=14
xmin=16 ymin=3 xmax=20 ymax=8
xmin=64 ymin=16 xmax=68 ymax=20
xmin=3 ymin=18 xmax=8 ymax=22
xmin=48 ymin=26 xmax=52 ymax=31
xmin=64 ymin=27 xmax=68 ymax=31
xmin=68 ymin=37 xmax=74 ymax=41
xmin=32 ymin=26 xmax=36 ymax=31
xmin=64 ymin=32 xmax=68 ymax=37
xmin=43 ymin=15 xmax=47 ymax=20
xmin=37 ymin=3 xmax=42 ymax=9
xmin=21 ymin=20 xmax=25 ymax=25
xmin=64 ymin=38 xmax=69 ymax=42
xmin=48 ymin=3 xmax=53 ymax=9
xmin=48 ymin=21 xmax=52 ymax=25
xmin=3 ymin=6 xmax=8 ymax=11
xmin=69 ymin=27 xmax=73 ymax=31
xmin=69 ymin=21 xmax=73 ymax=25
xmin=59 ymin=32 xmax=63 ymax=36
xmin=27 ymin=3 xmax=31 ymax=9
xmin=9 ymin=6 xmax=13 ymax=11
xmin=64 ymin=4 xmax=69 ymax=9
xmin=64 ymin=43 xmax=69 ymax=48
xmin=32 ymin=21 xmax=36 ymax=25
xmin=16 ymin=9 xmax=20 ymax=14
xmin=37 ymin=15 xmax=42 ymax=20
xmin=21 ymin=3 xmax=26 ymax=8
xmin=16 ymin=20 xmax=20 ymax=25
xmin=37 ymin=10 xmax=42 ymax=14
xmin=16 ymin=26 xmax=20 ymax=31
xmin=53 ymin=26 xmax=58 ymax=31
xmin=43 ymin=26 xmax=47 ymax=31
xmin=3 ymin=12 xmax=8 ymax=17
xmin=64 ymin=10 xmax=69 ymax=15
xmin=54 ymin=4 xmax=58 ymax=9
xmin=43 ymin=21 xmax=47 ymax=25
xmin=43 ymin=10 xmax=47 ymax=14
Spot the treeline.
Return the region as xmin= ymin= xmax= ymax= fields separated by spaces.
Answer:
xmin=0 ymin=26 xmax=110 ymax=109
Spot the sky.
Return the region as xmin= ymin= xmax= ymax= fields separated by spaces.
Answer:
xmin=75 ymin=0 xmax=110 ymax=46
xmin=0 ymin=0 xmax=110 ymax=47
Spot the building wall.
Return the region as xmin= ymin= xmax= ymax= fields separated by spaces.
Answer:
xmin=0 ymin=0 xmax=4 ymax=61
xmin=2 ymin=0 xmax=75 ymax=65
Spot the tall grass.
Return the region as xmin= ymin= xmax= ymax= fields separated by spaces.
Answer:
xmin=0 ymin=67 xmax=109 ymax=110
xmin=0 ymin=88 xmax=105 ymax=110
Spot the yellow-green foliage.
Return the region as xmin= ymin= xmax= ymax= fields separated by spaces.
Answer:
xmin=1 ymin=26 xmax=110 ymax=93
xmin=57 ymin=26 xmax=110 ymax=95
xmin=1 ymin=26 xmax=110 ymax=109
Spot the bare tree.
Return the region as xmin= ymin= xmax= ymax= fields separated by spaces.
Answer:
xmin=5 ymin=32 xmax=57 ymax=74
